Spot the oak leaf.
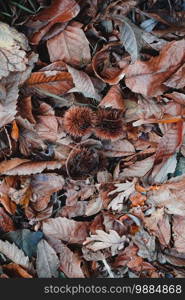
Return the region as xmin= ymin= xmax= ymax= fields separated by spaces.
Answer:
xmin=83 ymin=230 xmax=128 ymax=255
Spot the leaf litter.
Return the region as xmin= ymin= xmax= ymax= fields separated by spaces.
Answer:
xmin=0 ymin=0 xmax=185 ymax=279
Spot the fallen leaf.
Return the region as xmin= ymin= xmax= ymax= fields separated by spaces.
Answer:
xmin=125 ymin=40 xmax=185 ymax=96
xmin=2 ymin=263 xmax=33 ymax=278
xmin=27 ymin=0 xmax=80 ymax=44
xmin=42 ymin=217 xmax=89 ymax=244
xmin=0 ymin=22 xmax=29 ymax=79
xmin=67 ymin=65 xmax=100 ymax=100
xmin=113 ymin=243 xmax=156 ymax=273
xmin=46 ymin=236 xmax=85 ymax=278
xmin=144 ymin=208 xmax=171 ymax=247
xmin=132 ymin=228 xmax=156 ymax=261
xmin=31 ymin=174 xmax=65 ymax=211
xmin=83 ymin=230 xmax=128 ymax=255
xmin=116 ymin=15 xmax=143 ymax=63
xmin=164 ymin=62 xmax=185 ymax=89
xmin=0 ymin=240 xmax=32 ymax=271
xmin=172 ymin=215 xmax=185 ymax=253
xmin=26 ymin=68 xmax=73 ymax=96
xmin=36 ymin=239 xmax=59 ymax=278
xmin=0 ymin=159 xmax=64 ymax=175
xmin=119 ymin=155 xmax=155 ymax=178
xmin=0 ymin=207 xmax=15 ymax=232
xmin=47 ymin=22 xmax=91 ymax=66
xmin=92 ymin=43 xmax=129 ymax=84
xmin=108 ymin=179 xmax=137 ymax=211
xmin=147 ymin=175 xmax=185 ymax=216
xmin=4 ymin=229 xmax=43 ymax=257
xmin=99 ymin=84 xmax=125 ymax=110
xmin=85 ymin=196 xmax=103 ymax=216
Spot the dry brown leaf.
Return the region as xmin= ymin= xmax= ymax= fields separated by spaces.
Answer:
xmin=26 ymin=69 xmax=73 ymax=96
xmin=108 ymin=179 xmax=137 ymax=211
xmin=113 ymin=243 xmax=156 ymax=273
xmin=144 ymin=208 xmax=171 ymax=247
xmin=92 ymin=43 xmax=128 ymax=84
xmin=132 ymin=228 xmax=156 ymax=261
xmin=0 ymin=52 xmax=37 ymax=128
xmin=46 ymin=236 xmax=85 ymax=278
xmin=165 ymin=92 xmax=185 ymax=105
xmin=42 ymin=217 xmax=89 ymax=244
xmin=172 ymin=215 xmax=185 ymax=253
xmin=99 ymin=84 xmax=125 ymax=110
xmin=85 ymin=196 xmax=103 ymax=217
xmin=2 ymin=263 xmax=33 ymax=278
xmin=35 ymin=115 xmax=59 ymax=142
xmin=31 ymin=174 xmax=65 ymax=211
xmin=119 ymin=155 xmax=155 ymax=178
xmin=0 ymin=22 xmax=29 ymax=79
xmin=125 ymin=40 xmax=185 ymax=96
xmin=130 ymin=192 xmax=147 ymax=207
xmin=18 ymin=96 xmax=36 ymax=124
xmin=0 ymin=207 xmax=15 ymax=232
xmin=147 ymin=175 xmax=185 ymax=216
xmin=164 ymin=62 xmax=185 ymax=89
xmin=59 ymin=202 xmax=87 ymax=218
xmin=47 ymin=22 xmax=91 ymax=66
xmin=66 ymin=65 xmax=100 ymax=100
xmin=0 ymin=160 xmax=64 ymax=176
xmin=103 ymin=139 xmax=135 ymax=157
xmin=27 ymin=0 xmax=80 ymax=44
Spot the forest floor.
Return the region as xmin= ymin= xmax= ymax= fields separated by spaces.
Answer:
xmin=0 ymin=0 xmax=185 ymax=279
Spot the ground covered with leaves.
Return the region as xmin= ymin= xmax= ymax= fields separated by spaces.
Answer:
xmin=0 ymin=0 xmax=185 ymax=278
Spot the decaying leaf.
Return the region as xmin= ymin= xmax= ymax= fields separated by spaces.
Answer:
xmin=172 ymin=215 xmax=185 ymax=254
xmin=144 ymin=207 xmax=171 ymax=247
xmin=67 ymin=65 xmax=101 ymax=100
xmin=0 ymin=0 xmax=185 ymax=280
xmin=0 ymin=207 xmax=15 ymax=232
xmin=36 ymin=239 xmax=59 ymax=278
xmin=132 ymin=228 xmax=156 ymax=261
xmin=2 ymin=263 xmax=33 ymax=278
xmin=0 ymin=240 xmax=32 ymax=271
xmin=125 ymin=40 xmax=185 ymax=96
xmin=0 ymin=21 xmax=29 ymax=79
xmin=108 ymin=179 xmax=137 ymax=211
xmin=27 ymin=0 xmax=80 ymax=44
xmin=4 ymin=229 xmax=43 ymax=257
xmin=83 ymin=230 xmax=128 ymax=255
xmin=42 ymin=217 xmax=89 ymax=244
xmin=116 ymin=15 xmax=144 ymax=63
xmin=47 ymin=22 xmax=91 ymax=66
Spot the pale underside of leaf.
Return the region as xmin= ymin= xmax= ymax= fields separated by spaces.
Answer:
xmin=0 ymin=240 xmax=32 ymax=271
xmin=36 ymin=239 xmax=59 ymax=278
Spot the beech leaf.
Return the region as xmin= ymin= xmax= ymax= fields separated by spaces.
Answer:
xmin=36 ymin=239 xmax=59 ymax=278
xmin=67 ymin=65 xmax=101 ymax=100
xmin=42 ymin=217 xmax=89 ymax=244
xmin=116 ymin=16 xmax=143 ymax=63
xmin=0 ymin=240 xmax=32 ymax=271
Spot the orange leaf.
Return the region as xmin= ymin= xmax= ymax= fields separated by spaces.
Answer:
xmin=26 ymin=70 xmax=73 ymax=95
xmin=27 ymin=0 xmax=80 ymax=44
xmin=2 ymin=263 xmax=33 ymax=278
xmin=11 ymin=120 xmax=19 ymax=141
xmin=130 ymin=192 xmax=147 ymax=207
